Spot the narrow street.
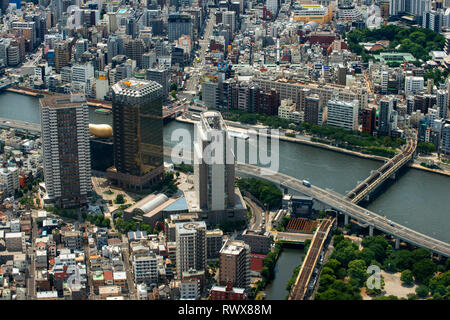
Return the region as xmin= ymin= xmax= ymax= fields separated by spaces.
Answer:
xmin=26 ymin=215 xmax=37 ymax=299
xmin=244 ymin=196 xmax=264 ymax=231
xmin=121 ymin=235 xmax=136 ymax=299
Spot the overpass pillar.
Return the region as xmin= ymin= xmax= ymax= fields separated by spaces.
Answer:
xmin=344 ymin=214 xmax=349 ymax=225
xmin=395 ymin=238 xmax=400 ymax=249
xmin=369 ymin=225 xmax=374 ymax=237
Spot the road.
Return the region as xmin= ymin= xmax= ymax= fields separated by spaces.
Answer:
xmin=26 ymin=215 xmax=37 ymax=299
xmin=121 ymin=235 xmax=136 ymax=299
xmin=244 ymin=196 xmax=264 ymax=231
xmin=183 ymin=7 xmax=216 ymax=95
xmin=83 ymin=239 xmax=96 ymax=300
xmin=0 ymin=117 xmax=41 ymax=132
xmin=236 ymin=162 xmax=450 ymax=258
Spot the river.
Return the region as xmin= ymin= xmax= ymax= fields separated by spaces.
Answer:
xmin=264 ymin=248 xmax=305 ymax=300
xmin=1 ymin=92 xmax=449 ymax=299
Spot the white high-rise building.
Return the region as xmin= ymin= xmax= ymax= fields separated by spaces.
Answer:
xmin=222 ymin=11 xmax=236 ymax=34
xmin=193 ymin=111 xmax=235 ymax=212
xmin=72 ymin=63 xmax=94 ymax=84
xmin=133 ymin=254 xmax=158 ymax=288
xmin=0 ymin=167 xmax=19 ymax=197
xmin=40 ymin=94 xmax=91 ymax=208
xmin=405 ymin=76 xmax=424 ymax=96
xmin=175 ymin=221 xmax=207 ymax=276
xmin=389 ymin=0 xmax=405 ymax=16
xmin=436 ymin=89 xmax=448 ymax=119
xmin=327 ymin=99 xmax=359 ymax=131
xmin=381 ymin=70 xmax=389 ymax=95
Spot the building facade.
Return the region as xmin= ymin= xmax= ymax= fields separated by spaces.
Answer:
xmin=108 ymin=79 xmax=164 ymax=191
xmin=40 ymin=94 xmax=91 ymax=208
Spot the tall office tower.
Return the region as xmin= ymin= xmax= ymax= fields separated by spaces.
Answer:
xmin=327 ymin=99 xmax=359 ymax=131
xmin=222 ymin=10 xmax=236 ymax=34
xmin=125 ymin=39 xmax=146 ymax=69
xmin=378 ymin=97 xmax=394 ymax=137
xmin=108 ymin=79 xmax=164 ymax=191
xmin=107 ymin=36 xmax=119 ymax=64
xmin=218 ymin=240 xmax=250 ymax=290
xmin=423 ymin=9 xmax=443 ymax=33
xmin=411 ymin=0 xmax=426 ymax=22
xmin=74 ymin=39 xmax=88 ymax=62
xmin=436 ymin=89 xmax=448 ymax=119
xmin=201 ymin=80 xmax=221 ymax=109
xmin=126 ymin=18 xmax=137 ymax=39
xmin=389 ymin=0 xmax=405 ymax=16
xmin=106 ymin=13 xmax=118 ymax=34
xmin=304 ymin=94 xmax=321 ymax=125
xmin=54 ymin=41 xmax=70 ymax=73
xmin=362 ymin=107 xmax=377 ymax=135
xmin=142 ymin=52 xmax=157 ymax=69
xmin=168 ymin=13 xmax=193 ymax=42
xmin=40 ymin=94 xmax=91 ymax=208
xmin=146 ymin=68 xmax=169 ymax=104
xmin=194 ymin=111 xmax=235 ymax=212
xmin=175 ymin=221 xmax=207 ymax=276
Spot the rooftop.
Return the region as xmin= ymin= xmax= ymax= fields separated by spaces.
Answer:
xmin=111 ymin=78 xmax=162 ymax=97
xmin=40 ymin=94 xmax=87 ymax=109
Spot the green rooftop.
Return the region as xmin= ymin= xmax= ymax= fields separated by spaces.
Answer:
xmin=93 ymin=271 xmax=104 ymax=281
xmin=373 ymin=52 xmax=417 ymax=64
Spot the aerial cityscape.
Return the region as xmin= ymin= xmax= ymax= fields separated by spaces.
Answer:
xmin=0 ymin=0 xmax=449 ymax=304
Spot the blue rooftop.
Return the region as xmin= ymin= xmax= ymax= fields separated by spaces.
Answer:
xmin=163 ymin=197 xmax=188 ymax=212
xmin=128 ymin=230 xmax=148 ymax=241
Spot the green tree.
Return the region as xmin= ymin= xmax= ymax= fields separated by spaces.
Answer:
xmin=412 ymin=259 xmax=437 ymax=284
xmin=407 ymin=293 xmax=418 ymax=300
xmin=417 ymin=142 xmax=435 ymax=154
xmin=348 ymin=259 xmax=368 ymax=287
xmin=416 ymin=285 xmax=429 ymax=298
xmin=401 ymin=269 xmax=414 ymax=285
xmin=321 ymin=267 xmax=335 ymax=276
xmin=323 ymin=259 xmax=341 ymax=273
xmin=115 ymin=194 xmax=125 ymax=204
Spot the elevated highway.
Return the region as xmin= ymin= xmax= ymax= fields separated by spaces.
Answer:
xmin=236 ymin=162 xmax=450 ymax=258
